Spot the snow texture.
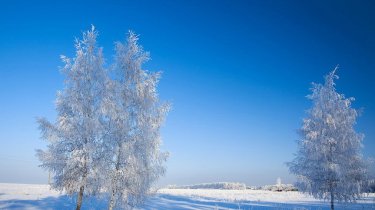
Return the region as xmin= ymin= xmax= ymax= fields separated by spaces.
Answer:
xmin=0 ymin=183 xmax=374 ymax=210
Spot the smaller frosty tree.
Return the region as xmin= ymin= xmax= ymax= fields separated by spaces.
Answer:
xmin=288 ymin=67 xmax=369 ymax=210
xmin=36 ymin=26 xmax=107 ymax=210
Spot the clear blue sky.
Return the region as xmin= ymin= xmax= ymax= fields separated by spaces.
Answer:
xmin=0 ymin=0 xmax=374 ymax=186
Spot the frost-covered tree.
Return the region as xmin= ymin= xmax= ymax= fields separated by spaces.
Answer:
xmin=102 ymin=31 xmax=169 ymax=210
xmin=37 ymin=26 xmax=107 ymax=210
xmin=288 ymin=67 xmax=369 ymax=210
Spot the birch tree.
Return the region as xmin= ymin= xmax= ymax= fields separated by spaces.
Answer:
xmin=103 ymin=31 xmax=169 ymax=210
xmin=37 ymin=26 xmax=107 ymax=210
xmin=288 ymin=67 xmax=369 ymax=210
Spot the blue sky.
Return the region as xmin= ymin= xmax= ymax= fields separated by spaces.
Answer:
xmin=0 ymin=0 xmax=374 ymax=186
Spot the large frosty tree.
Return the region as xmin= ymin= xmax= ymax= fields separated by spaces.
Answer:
xmin=102 ymin=32 xmax=169 ymax=210
xmin=288 ymin=67 xmax=369 ymax=210
xmin=37 ymin=26 xmax=107 ymax=210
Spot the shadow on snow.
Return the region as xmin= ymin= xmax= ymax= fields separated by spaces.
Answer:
xmin=141 ymin=194 xmax=375 ymax=210
xmin=0 ymin=193 xmax=374 ymax=210
xmin=0 ymin=195 xmax=107 ymax=210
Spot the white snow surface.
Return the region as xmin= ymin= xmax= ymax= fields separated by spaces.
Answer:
xmin=0 ymin=183 xmax=61 ymax=200
xmin=0 ymin=183 xmax=374 ymax=209
xmin=157 ymin=188 xmax=319 ymax=203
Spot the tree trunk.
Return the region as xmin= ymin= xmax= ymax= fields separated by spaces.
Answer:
xmin=108 ymin=143 xmax=122 ymax=210
xmin=330 ymin=190 xmax=334 ymax=210
xmin=76 ymin=140 xmax=89 ymax=210
xmin=108 ymin=188 xmax=116 ymax=210
xmin=329 ymin=143 xmax=334 ymax=210
xmin=76 ymin=185 xmax=85 ymax=210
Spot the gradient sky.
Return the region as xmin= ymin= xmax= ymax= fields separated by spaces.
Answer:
xmin=0 ymin=0 xmax=374 ymax=187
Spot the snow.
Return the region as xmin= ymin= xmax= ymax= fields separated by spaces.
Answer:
xmin=0 ymin=183 xmax=107 ymax=210
xmin=157 ymin=189 xmax=319 ymax=203
xmin=0 ymin=183 xmax=60 ymax=201
xmin=1 ymin=183 xmax=374 ymax=209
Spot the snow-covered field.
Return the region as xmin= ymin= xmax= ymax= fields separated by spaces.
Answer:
xmin=0 ymin=183 xmax=374 ymax=210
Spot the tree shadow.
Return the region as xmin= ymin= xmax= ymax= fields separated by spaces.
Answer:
xmin=0 ymin=194 xmax=107 ymax=210
xmin=0 ymin=193 xmax=373 ymax=210
xmin=140 ymin=194 xmax=374 ymax=210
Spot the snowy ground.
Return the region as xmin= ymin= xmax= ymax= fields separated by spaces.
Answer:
xmin=0 ymin=183 xmax=374 ymax=210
